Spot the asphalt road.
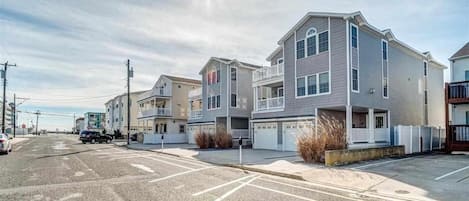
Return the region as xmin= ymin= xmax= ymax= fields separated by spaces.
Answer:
xmin=0 ymin=135 xmax=395 ymax=201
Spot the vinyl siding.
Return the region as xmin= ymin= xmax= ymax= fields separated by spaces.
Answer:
xmin=427 ymin=62 xmax=444 ymax=127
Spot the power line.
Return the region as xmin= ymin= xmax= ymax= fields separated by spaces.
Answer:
xmin=26 ymin=93 xmax=122 ymax=101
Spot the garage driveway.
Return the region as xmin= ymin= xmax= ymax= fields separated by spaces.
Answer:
xmin=302 ymin=154 xmax=469 ymax=201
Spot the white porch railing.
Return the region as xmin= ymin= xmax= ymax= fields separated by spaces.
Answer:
xmin=189 ymin=109 xmax=203 ymax=119
xmin=350 ymin=128 xmax=390 ymax=144
xmin=188 ymin=88 xmax=202 ymax=99
xmin=139 ymin=108 xmax=172 ymax=118
xmin=253 ymin=63 xmax=284 ymax=82
xmin=256 ymin=96 xmax=284 ymax=111
xmin=231 ymin=129 xmax=249 ymax=139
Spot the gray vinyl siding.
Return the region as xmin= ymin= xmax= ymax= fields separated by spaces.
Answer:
xmin=427 ymin=62 xmax=445 ymax=127
xmin=229 ymin=67 xmax=255 ymax=118
xmin=350 ymin=28 xmax=389 ymax=109
xmin=253 ymin=16 xmax=347 ymax=119
xmin=270 ymin=50 xmax=283 ymax=65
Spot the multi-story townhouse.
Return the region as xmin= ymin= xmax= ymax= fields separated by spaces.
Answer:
xmin=251 ymin=11 xmax=446 ymax=151
xmin=445 ymin=42 xmax=469 ymax=152
xmin=187 ymin=57 xmax=261 ymax=144
xmin=104 ymin=90 xmax=147 ymax=135
xmin=137 ymin=75 xmax=201 ymax=141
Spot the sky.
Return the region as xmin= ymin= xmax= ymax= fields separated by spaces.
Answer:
xmin=0 ymin=0 xmax=468 ymax=130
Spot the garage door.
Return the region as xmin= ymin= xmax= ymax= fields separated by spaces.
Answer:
xmin=253 ymin=123 xmax=278 ymax=150
xmin=187 ymin=125 xmax=200 ymax=144
xmin=283 ymin=121 xmax=313 ymax=151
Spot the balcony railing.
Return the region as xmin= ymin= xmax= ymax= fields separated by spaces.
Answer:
xmin=139 ymin=108 xmax=171 ymax=118
xmin=350 ymin=128 xmax=390 ymax=144
xmin=253 ymin=63 xmax=284 ymax=82
xmin=256 ymin=96 xmax=284 ymax=111
xmin=447 ymin=125 xmax=469 ymax=151
xmin=188 ymin=88 xmax=202 ymax=99
xmin=447 ymin=81 xmax=469 ymax=104
xmin=189 ymin=109 xmax=203 ymax=119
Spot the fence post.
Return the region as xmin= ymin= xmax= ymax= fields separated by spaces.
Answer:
xmin=409 ymin=125 xmax=413 ymax=154
xmin=430 ymin=127 xmax=433 ymax=151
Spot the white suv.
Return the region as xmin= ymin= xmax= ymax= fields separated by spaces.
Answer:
xmin=0 ymin=134 xmax=12 ymax=154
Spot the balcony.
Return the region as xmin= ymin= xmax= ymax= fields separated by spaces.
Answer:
xmin=256 ymin=96 xmax=284 ymax=112
xmin=350 ymin=128 xmax=390 ymax=144
xmin=252 ymin=63 xmax=284 ymax=85
xmin=188 ymin=88 xmax=202 ymax=100
xmin=138 ymin=108 xmax=172 ymax=118
xmin=446 ymin=81 xmax=469 ymax=104
xmin=447 ymin=125 xmax=469 ymax=151
xmin=189 ymin=109 xmax=203 ymax=119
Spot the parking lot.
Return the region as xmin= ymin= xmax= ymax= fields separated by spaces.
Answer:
xmin=343 ymin=154 xmax=469 ymax=201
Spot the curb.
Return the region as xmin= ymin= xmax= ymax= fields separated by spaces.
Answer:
xmin=117 ymin=143 xmax=306 ymax=181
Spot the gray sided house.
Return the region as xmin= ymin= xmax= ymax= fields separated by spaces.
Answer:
xmin=187 ymin=57 xmax=261 ymax=144
xmin=251 ymin=12 xmax=446 ymax=151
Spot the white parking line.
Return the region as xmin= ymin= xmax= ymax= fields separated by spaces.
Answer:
xmin=192 ymin=174 xmax=257 ymax=196
xmin=434 ymin=165 xmax=469 ymax=181
xmin=142 ymin=156 xmax=195 ymax=170
xmin=14 ymin=146 xmax=23 ymax=151
xmin=246 ymin=182 xmax=316 ymax=201
xmin=214 ymin=176 xmax=259 ymax=201
xmin=130 ymin=164 xmax=154 ymax=173
xmin=258 ymin=177 xmax=361 ymax=201
xmin=148 ymin=166 xmax=214 ymax=183
xmin=152 ymin=154 xmax=209 ymax=167
xmin=350 ymin=157 xmax=412 ymax=170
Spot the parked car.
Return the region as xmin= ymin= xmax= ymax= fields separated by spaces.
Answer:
xmin=0 ymin=133 xmax=12 ymax=154
xmin=79 ymin=130 xmax=112 ymax=144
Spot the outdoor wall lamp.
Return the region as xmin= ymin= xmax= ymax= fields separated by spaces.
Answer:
xmin=369 ymin=88 xmax=375 ymax=94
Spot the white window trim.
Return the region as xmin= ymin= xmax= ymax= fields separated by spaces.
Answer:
xmin=295 ymin=38 xmax=306 ymax=60
xmin=207 ymin=95 xmax=221 ymax=111
xmin=296 ymin=71 xmax=331 ymax=99
xmin=306 ymin=27 xmax=318 ymax=56
xmin=317 ymin=30 xmax=329 ymax=53
xmin=230 ymin=66 xmax=239 ymax=108
xmin=423 ymin=60 xmax=428 ymax=77
xmin=381 ymin=39 xmax=389 ymax=99
xmin=351 ymin=67 xmax=360 ymax=93
xmin=277 ymin=87 xmax=284 ymax=97
xmin=350 ymin=23 xmax=359 ymax=49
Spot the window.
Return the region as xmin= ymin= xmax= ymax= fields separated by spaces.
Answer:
xmin=382 ymin=41 xmax=388 ymax=60
xmin=318 ymin=31 xmax=328 ymax=52
xmin=179 ymin=125 xmax=185 ymax=133
xmin=231 ymin=68 xmax=237 ymax=81
xmin=211 ymin=96 xmax=216 ymax=109
xmin=207 ymin=72 xmax=211 ymax=85
xmin=216 ymin=70 xmax=220 ymax=83
xmin=307 ymin=75 xmax=317 ymax=95
xmin=382 ymin=40 xmax=389 ymax=98
xmin=466 ymin=111 xmax=469 ymax=125
xmin=351 ymin=25 xmax=358 ymax=48
xmin=231 ymin=94 xmax=237 ymax=107
xmin=465 ymin=70 xmax=469 ymax=81
xmin=297 ymin=77 xmax=306 ymax=96
xmin=319 ymin=72 xmax=329 ymax=93
xmin=423 ymin=61 xmax=428 ymax=76
xmin=277 ymin=58 xmax=284 ymax=64
xmin=115 ymin=118 xmax=118 ymax=122
xmin=278 ymin=87 xmax=284 ymax=97
xmin=162 ymin=124 xmax=167 ymax=133
xmin=216 ymin=95 xmax=220 ymax=108
xmin=306 ymin=36 xmax=316 ymax=56
xmin=296 ymin=40 xmax=305 ymax=59
xmin=208 ymin=97 xmax=211 ymax=109
xmin=352 ymin=68 xmax=359 ymax=92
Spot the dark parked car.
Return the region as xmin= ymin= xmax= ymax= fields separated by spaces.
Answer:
xmin=79 ymin=131 xmax=112 ymax=144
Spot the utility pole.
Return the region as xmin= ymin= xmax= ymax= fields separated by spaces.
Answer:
xmin=1 ymin=61 xmax=17 ymax=133
xmin=34 ymin=110 xmax=40 ymax=135
xmin=126 ymin=59 xmax=133 ymax=145
xmin=11 ymin=95 xmax=28 ymax=138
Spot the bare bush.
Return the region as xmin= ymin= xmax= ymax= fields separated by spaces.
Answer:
xmin=195 ymin=132 xmax=214 ymax=149
xmin=214 ymin=130 xmax=233 ymax=149
xmin=297 ymin=115 xmax=347 ymax=163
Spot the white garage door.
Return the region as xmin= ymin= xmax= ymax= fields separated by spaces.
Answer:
xmin=187 ymin=125 xmax=200 ymax=144
xmin=283 ymin=121 xmax=313 ymax=151
xmin=253 ymin=123 xmax=278 ymax=150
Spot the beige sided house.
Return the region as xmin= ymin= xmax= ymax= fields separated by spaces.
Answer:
xmin=104 ymin=90 xmax=148 ymax=135
xmin=137 ymin=75 xmax=201 ymax=144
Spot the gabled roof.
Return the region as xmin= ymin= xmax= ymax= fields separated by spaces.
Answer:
xmin=162 ymin=75 xmax=201 ymax=85
xmin=198 ymin=57 xmax=262 ymax=75
xmin=271 ymin=11 xmax=447 ymax=69
xmin=266 ymin=46 xmax=283 ymax=61
xmin=449 ymin=42 xmax=469 ymax=61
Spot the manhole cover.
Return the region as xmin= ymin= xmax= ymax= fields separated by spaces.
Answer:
xmin=395 ymin=190 xmax=410 ymax=194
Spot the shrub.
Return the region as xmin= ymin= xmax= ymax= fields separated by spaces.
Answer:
xmin=214 ymin=130 xmax=233 ymax=149
xmin=195 ymin=132 xmax=215 ymax=149
xmin=297 ymin=115 xmax=347 ymax=163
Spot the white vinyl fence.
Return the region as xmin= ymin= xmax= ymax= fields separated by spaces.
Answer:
xmin=143 ymin=134 xmax=188 ymax=144
xmin=393 ymin=125 xmax=445 ymax=154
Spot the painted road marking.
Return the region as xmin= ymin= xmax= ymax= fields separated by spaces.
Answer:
xmin=192 ymin=174 xmax=257 ymax=196
xmin=130 ymin=164 xmax=154 ymax=173
xmin=258 ymin=177 xmax=361 ymax=201
xmin=148 ymin=166 xmax=214 ymax=183
xmin=434 ymin=165 xmax=469 ymax=181
xmin=214 ymin=176 xmax=259 ymax=201
xmin=245 ymin=182 xmax=316 ymax=201
xmin=151 ymin=154 xmax=209 ymax=167
xmin=142 ymin=156 xmax=195 ymax=170
xmin=350 ymin=157 xmax=412 ymax=170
